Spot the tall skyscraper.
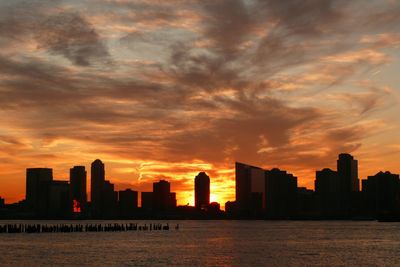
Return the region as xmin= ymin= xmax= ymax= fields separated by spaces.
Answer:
xmin=26 ymin=168 xmax=53 ymax=214
xmin=153 ymin=180 xmax=176 ymax=211
xmin=153 ymin=180 xmax=170 ymax=211
xmin=70 ymin=166 xmax=87 ymax=213
xmin=48 ymin=181 xmax=71 ymax=218
xmin=118 ymin=189 xmax=138 ymax=217
xmin=91 ymin=159 xmax=105 ymax=216
xmin=315 ymin=168 xmax=344 ymax=217
xmin=102 ymin=180 xmax=117 ymax=218
xmin=362 ymin=171 xmax=400 ymax=217
xmin=141 ymin=192 xmax=153 ymax=210
xmin=235 ymin=162 xmax=265 ymax=214
xmin=337 ymin=153 xmax=359 ymax=192
xmin=194 ymin=172 xmax=210 ymax=210
xmin=265 ymin=168 xmax=297 ymax=218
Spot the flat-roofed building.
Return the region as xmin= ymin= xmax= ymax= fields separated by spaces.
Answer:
xmin=26 ymin=168 xmax=53 ymax=215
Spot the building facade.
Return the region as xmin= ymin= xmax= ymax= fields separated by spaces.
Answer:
xmin=265 ymin=168 xmax=297 ymax=218
xmin=91 ymin=159 xmax=105 ymax=216
xmin=235 ymin=162 xmax=265 ymax=215
xmin=119 ymin=189 xmax=138 ymax=217
xmin=153 ymin=180 xmax=176 ymax=211
xmin=337 ymin=153 xmax=359 ymax=192
xmin=363 ymin=171 xmax=400 ymax=217
xmin=26 ymin=168 xmax=53 ymax=215
xmin=69 ymin=166 xmax=87 ymax=213
xmin=194 ymin=172 xmax=210 ymax=210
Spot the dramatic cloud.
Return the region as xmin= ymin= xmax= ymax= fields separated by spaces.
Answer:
xmin=35 ymin=12 xmax=111 ymax=66
xmin=0 ymin=0 xmax=399 ymax=206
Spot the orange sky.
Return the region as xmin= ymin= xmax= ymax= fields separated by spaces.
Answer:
xmin=1 ymin=0 xmax=400 ymax=207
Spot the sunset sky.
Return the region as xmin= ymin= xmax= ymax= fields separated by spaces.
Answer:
xmin=1 ymin=0 xmax=400 ymax=207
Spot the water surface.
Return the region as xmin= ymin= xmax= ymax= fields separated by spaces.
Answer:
xmin=1 ymin=220 xmax=399 ymax=266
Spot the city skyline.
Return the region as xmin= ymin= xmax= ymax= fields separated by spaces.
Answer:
xmin=1 ymin=150 xmax=400 ymax=207
xmin=2 ymin=152 xmax=399 ymax=209
xmin=1 ymin=1 xmax=400 ymax=207
xmin=2 ymin=1 xmax=400 ymax=266
xmin=2 ymin=152 xmax=400 ymax=220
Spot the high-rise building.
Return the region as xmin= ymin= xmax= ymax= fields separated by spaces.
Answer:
xmin=153 ymin=180 xmax=176 ymax=211
xmin=91 ymin=159 xmax=105 ymax=216
xmin=118 ymin=189 xmax=138 ymax=217
xmin=337 ymin=153 xmax=359 ymax=216
xmin=362 ymin=171 xmax=400 ymax=217
xmin=69 ymin=166 xmax=87 ymax=213
xmin=141 ymin=192 xmax=153 ymax=210
xmin=235 ymin=162 xmax=265 ymax=214
xmin=315 ymin=168 xmax=344 ymax=217
xmin=169 ymin=192 xmax=177 ymax=208
xmin=265 ymin=168 xmax=297 ymax=218
xmin=195 ymin=172 xmax=210 ymax=210
xmin=102 ymin=180 xmax=117 ymax=218
xmin=337 ymin=153 xmax=359 ymax=192
xmin=26 ymin=168 xmax=53 ymax=215
xmin=48 ymin=181 xmax=71 ymax=218
xmin=296 ymin=187 xmax=315 ymax=217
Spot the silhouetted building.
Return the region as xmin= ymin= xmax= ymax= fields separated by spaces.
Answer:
xmin=48 ymin=181 xmax=71 ymax=218
xmin=91 ymin=159 xmax=105 ymax=216
xmin=362 ymin=171 xmax=400 ymax=217
xmin=225 ymin=201 xmax=237 ymax=216
xmin=0 ymin=197 xmax=4 ymax=208
xmin=207 ymin=202 xmax=221 ymax=213
xmin=102 ymin=180 xmax=117 ymax=218
xmin=297 ymin=187 xmax=315 ymax=217
xmin=315 ymin=168 xmax=345 ymax=217
xmin=141 ymin=192 xmax=153 ymax=210
xmin=337 ymin=153 xmax=359 ymax=192
xmin=26 ymin=168 xmax=53 ymax=215
xmin=336 ymin=153 xmax=359 ymax=216
xmin=119 ymin=189 xmax=138 ymax=217
xmin=195 ymin=172 xmax=210 ymax=210
xmin=265 ymin=168 xmax=297 ymax=218
xmin=235 ymin=162 xmax=265 ymax=215
xmin=69 ymin=166 xmax=87 ymax=213
xmin=170 ymin=192 xmax=177 ymax=208
xmin=152 ymin=180 xmax=177 ymax=211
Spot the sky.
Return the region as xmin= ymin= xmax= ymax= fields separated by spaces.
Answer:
xmin=1 ymin=0 xmax=400 ymax=207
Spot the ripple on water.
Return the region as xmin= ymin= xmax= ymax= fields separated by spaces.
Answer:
xmin=1 ymin=220 xmax=400 ymax=266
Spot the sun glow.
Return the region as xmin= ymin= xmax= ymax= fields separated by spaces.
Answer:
xmin=210 ymin=193 xmax=218 ymax=203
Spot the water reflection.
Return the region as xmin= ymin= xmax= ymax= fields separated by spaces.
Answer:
xmin=1 ymin=220 xmax=400 ymax=266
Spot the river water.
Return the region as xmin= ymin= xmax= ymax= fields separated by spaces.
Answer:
xmin=1 ymin=220 xmax=399 ymax=266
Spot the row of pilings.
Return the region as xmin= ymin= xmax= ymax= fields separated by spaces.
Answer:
xmin=0 ymin=223 xmax=177 ymax=234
